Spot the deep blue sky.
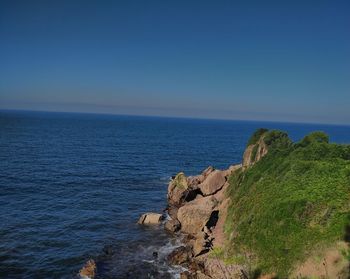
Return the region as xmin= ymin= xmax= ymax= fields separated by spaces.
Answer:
xmin=1 ymin=1 xmax=349 ymax=124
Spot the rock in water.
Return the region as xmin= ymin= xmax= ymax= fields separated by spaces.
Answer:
xmin=79 ymin=259 xmax=96 ymax=279
xmin=138 ymin=212 xmax=163 ymax=225
xmin=167 ymin=246 xmax=192 ymax=265
xmin=197 ymin=170 xmax=226 ymax=196
xmin=164 ymin=219 xmax=181 ymax=233
xmin=177 ymin=196 xmax=218 ymax=235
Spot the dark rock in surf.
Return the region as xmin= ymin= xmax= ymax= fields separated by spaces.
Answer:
xmin=167 ymin=246 xmax=192 ymax=265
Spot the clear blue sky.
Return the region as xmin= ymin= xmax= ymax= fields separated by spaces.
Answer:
xmin=1 ymin=1 xmax=349 ymax=124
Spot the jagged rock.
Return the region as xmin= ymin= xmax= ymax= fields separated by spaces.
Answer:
xmin=243 ymin=137 xmax=268 ymax=168
xmin=168 ymin=172 xmax=189 ymax=206
xmin=223 ymin=164 xmax=242 ymax=177
xmin=167 ymin=205 xmax=179 ymax=220
xmin=202 ymin=166 xmax=215 ymax=177
xmin=79 ymin=259 xmax=96 ymax=279
xmin=177 ymin=196 xmax=218 ymax=235
xmin=198 ymin=170 xmax=226 ymax=196
xmin=187 ymin=166 xmax=215 ymax=188
xmin=138 ymin=213 xmax=163 ymax=225
xmin=164 ymin=219 xmax=181 ymax=233
xmin=167 ymin=246 xmax=192 ymax=265
xmin=192 ymin=232 xmax=210 ymax=256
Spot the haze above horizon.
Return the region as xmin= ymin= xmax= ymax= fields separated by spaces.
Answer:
xmin=1 ymin=1 xmax=349 ymax=125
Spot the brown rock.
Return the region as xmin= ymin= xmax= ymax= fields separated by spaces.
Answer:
xmin=198 ymin=170 xmax=226 ymax=196
xmin=164 ymin=219 xmax=181 ymax=233
xmin=223 ymin=164 xmax=242 ymax=177
xmin=243 ymin=137 xmax=268 ymax=168
xmin=167 ymin=246 xmax=192 ymax=265
xmin=137 ymin=213 xmax=163 ymax=225
xmin=177 ymin=196 xmax=218 ymax=235
xmin=79 ymin=259 xmax=96 ymax=279
xmin=168 ymin=172 xmax=188 ymax=206
xmin=187 ymin=166 xmax=215 ymax=188
xmin=202 ymin=166 xmax=215 ymax=177
xmin=192 ymin=232 xmax=210 ymax=256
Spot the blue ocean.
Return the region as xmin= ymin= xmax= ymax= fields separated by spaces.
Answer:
xmin=0 ymin=110 xmax=349 ymax=278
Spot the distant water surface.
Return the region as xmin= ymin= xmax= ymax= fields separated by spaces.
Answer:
xmin=0 ymin=111 xmax=349 ymax=278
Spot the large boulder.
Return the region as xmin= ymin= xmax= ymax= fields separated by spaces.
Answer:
xmin=187 ymin=166 xmax=215 ymax=188
xmin=177 ymin=196 xmax=218 ymax=235
xmin=168 ymin=172 xmax=189 ymax=206
xmin=198 ymin=170 xmax=226 ymax=196
xmin=138 ymin=213 xmax=163 ymax=225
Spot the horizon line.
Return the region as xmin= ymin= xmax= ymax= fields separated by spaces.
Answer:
xmin=1 ymin=108 xmax=349 ymax=128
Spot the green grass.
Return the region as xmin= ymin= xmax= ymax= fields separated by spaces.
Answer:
xmin=224 ymin=130 xmax=350 ymax=277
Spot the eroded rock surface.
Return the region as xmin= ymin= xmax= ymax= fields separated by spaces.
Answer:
xmin=198 ymin=170 xmax=226 ymax=196
xmin=168 ymin=172 xmax=189 ymax=206
xmin=243 ymin=136 xmax=268 ymax=168
xmin=164 ymin=219 xmax=181 ymax=233
xmin=177 ymin=196 xmax=218 ymax=235
xmin=167 ymin=246 xmax=193 ymax=265
xmin=137 ymin=212 xmax=163 ymax=225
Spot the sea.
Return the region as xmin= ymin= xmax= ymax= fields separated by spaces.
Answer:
xmin=0 ymin=110 xmax=349 ymax=278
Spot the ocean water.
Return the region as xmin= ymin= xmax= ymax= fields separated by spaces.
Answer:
xmin=0 ymin=110 xmax=349 ymax=279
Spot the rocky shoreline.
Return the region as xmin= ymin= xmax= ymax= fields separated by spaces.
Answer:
xmin=78 ymin=134 xmax=268 ymax=279
xmin=78 ymin=129 xmax=350 ymax=278
xmin=136 ymin=137 xmax=267 ymax=279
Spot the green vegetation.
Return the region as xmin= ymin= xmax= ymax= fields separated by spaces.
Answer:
xmin=173 ymin=172 xmax=188 ymax=189
xmin=247 ymin=128 xmax=268 ymax=146
xmin=263 ymin=129 xmax=292 ymax=149
xmin=224 ymin=129 xmax=350 ymax=277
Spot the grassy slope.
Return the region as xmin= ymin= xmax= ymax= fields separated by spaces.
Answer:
xmin=224 ymin=130 xmax=350 ymax=277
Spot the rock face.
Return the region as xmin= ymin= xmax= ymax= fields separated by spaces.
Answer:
xmin=164 ymin=219 xmax=181 ymax=233
xmin=243 ymin=136 xmax=268 ymax=168
xmin=168 ymin=172 xmax=189 ymax=206
xmin=177 ymin=196 xmax=218 ymax=235
xmin=167 ymin=246 xmax=193 ymax=265
xmin=187 ymin=166 xmax=215 ymax=188
xmin=137 ymin=213 xmax=163 ymax=225
xmin=79 ymin=259 xmax=96 ymax=279
xmin=164 ymin=163 xmax=245 ymax=278
xmin=198 ymin=170 xmax=226 ymax=196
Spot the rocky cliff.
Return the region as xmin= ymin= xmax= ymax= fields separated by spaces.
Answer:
xmin=134 ymin=129 xmax=350 ymax=279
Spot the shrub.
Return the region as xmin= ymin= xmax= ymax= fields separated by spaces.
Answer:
xmin=247 ymin=128 xmax=268 ymax=146
xmin=299 ymin=131 xmax=329 ymax=147
xmin=225 ymin=130 xmax=350 ymax=276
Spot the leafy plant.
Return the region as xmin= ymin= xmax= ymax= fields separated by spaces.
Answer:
xmin=225 ymin=130 xmax=350 ymax=277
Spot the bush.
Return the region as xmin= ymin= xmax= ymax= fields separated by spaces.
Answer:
xmin=299 ymin=131 xmax=329 ymax=147
xmin=225 ymin=130 xmax=350 ymax=276
xmin=263 ymin=130 xmax=292 ymax=150
xmin=247 ymin=128 xmax=268 ymax=146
